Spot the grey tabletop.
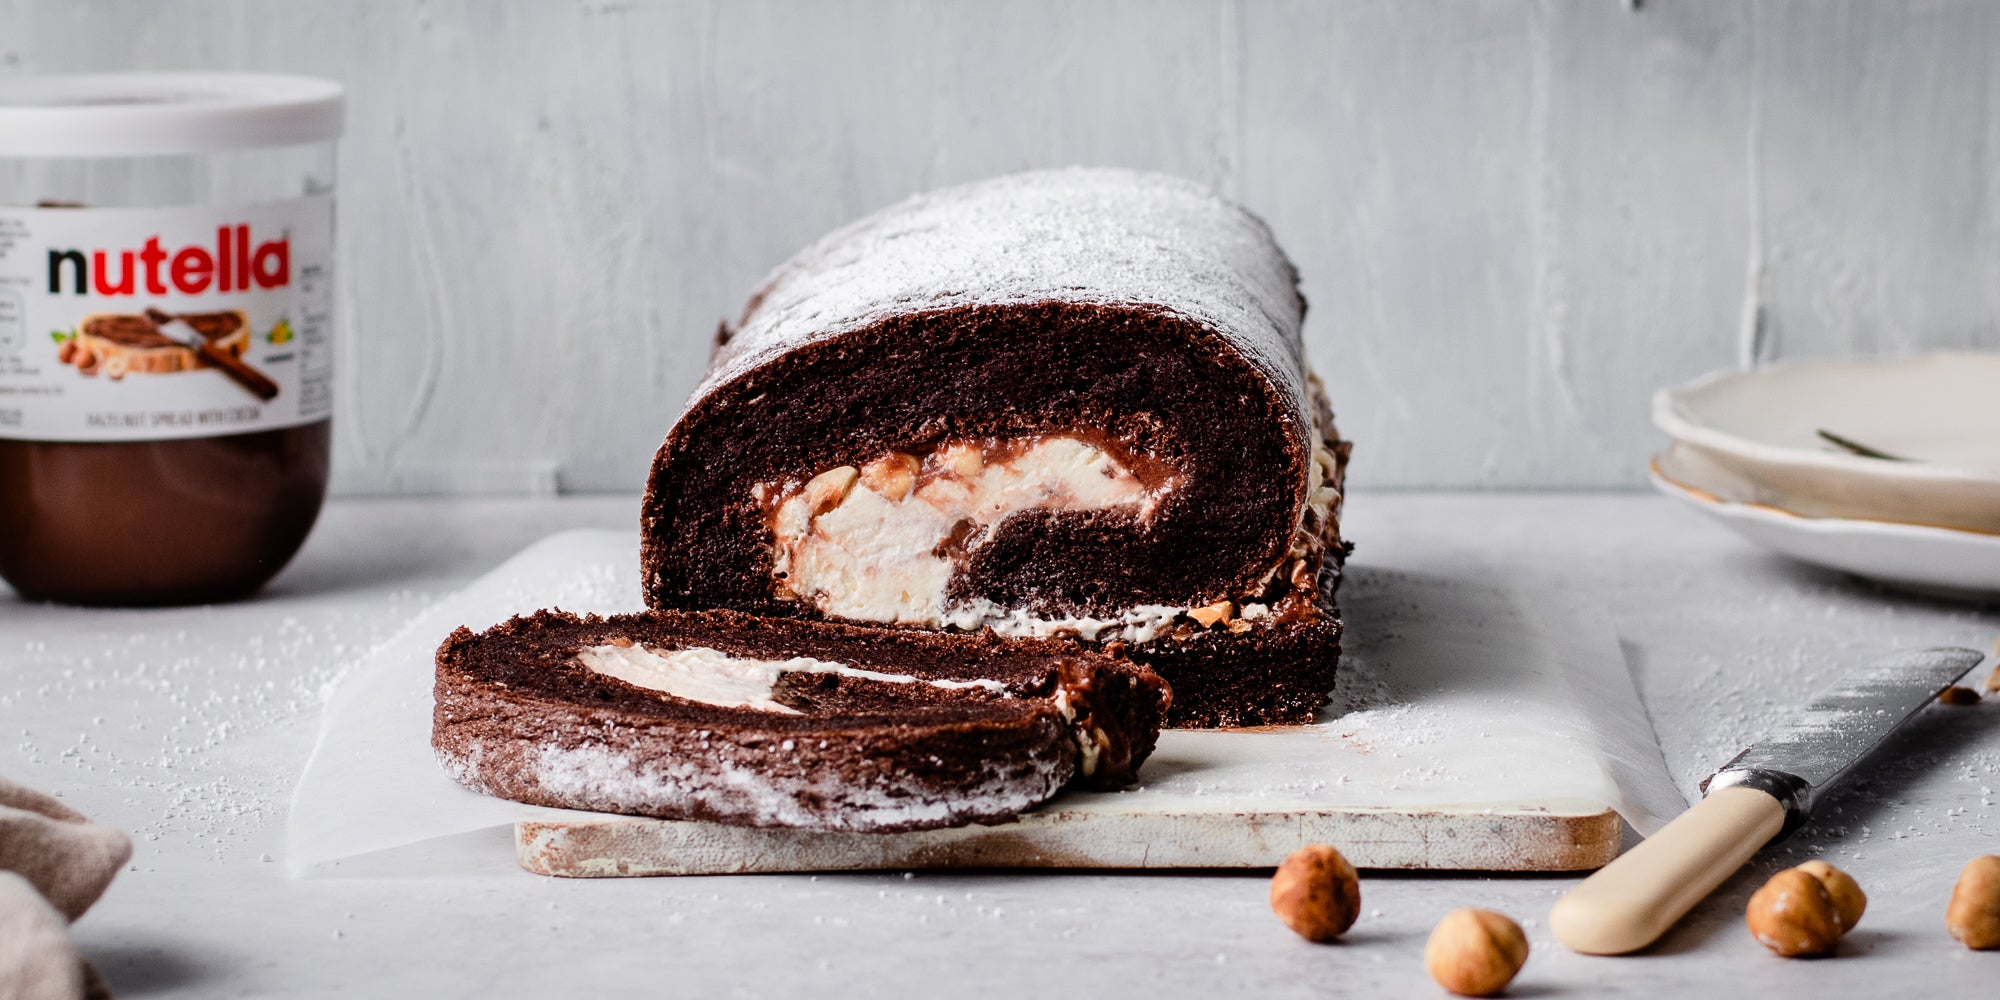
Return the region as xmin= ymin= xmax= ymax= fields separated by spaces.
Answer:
xmin=5 ymin=492 xmax=1996 ymax=998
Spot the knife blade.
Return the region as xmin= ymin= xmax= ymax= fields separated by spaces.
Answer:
xmin=143 ymin=307 xmax=280 ymax=402
xmin=1551 ymin=646 xmax=1986 ymax=956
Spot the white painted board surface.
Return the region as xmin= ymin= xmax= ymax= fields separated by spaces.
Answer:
xmin=286 ymin=530 xmax=1684 ymax=875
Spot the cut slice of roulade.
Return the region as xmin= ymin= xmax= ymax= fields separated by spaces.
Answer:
xmin=641 ymin=168 xmax=1349 ymax=727
xmin=432 ymin=609 xmax=1169 ymax=833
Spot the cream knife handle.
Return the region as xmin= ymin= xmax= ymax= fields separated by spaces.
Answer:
xmin=1550 ymin=785 xmax=1788 ymax=955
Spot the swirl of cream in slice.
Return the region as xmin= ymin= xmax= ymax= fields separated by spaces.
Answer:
xmin=576 ymin=642 xmax=1008 ymax=715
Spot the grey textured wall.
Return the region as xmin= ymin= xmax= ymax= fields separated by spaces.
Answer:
xmin=9 ymin=1 xmax=1998 ymax=493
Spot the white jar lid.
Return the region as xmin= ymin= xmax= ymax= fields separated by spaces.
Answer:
xmin=0 ymin=72 xmax=343 ymax=158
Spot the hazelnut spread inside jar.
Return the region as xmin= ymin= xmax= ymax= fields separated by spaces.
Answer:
xmin=0 ymin=74 xmax=343 ymax=605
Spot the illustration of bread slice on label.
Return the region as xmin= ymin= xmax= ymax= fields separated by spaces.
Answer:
xmin=74 ymin=310 xmax=249 ymax=375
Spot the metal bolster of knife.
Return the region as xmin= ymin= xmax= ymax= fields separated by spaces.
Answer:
xmin=1700 ymin=766 xmax=1813 ymax=838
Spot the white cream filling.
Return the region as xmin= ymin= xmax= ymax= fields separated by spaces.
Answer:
xmin=1253 ymin=414 xmax=1343 ymax=594
xmin=577 ymin=643 xmax=1008 ymax=714
xmin=578 ymin=642 xmax=1107 ymax=781
xmin=1296 ymin=435 xmax=1343 ymax=559
xmin=940 ymin=598 xmax=1188 ymax=644
xmin=771 ymin=436 xmax=1170 ymax=637
xmin=765 ymin=412 xmax=1337 ymax=641
xmin=1297 ymin=374 xmax=1344 ymax=559
xmin=1051 ymin=687 xmax=1105 ymax=777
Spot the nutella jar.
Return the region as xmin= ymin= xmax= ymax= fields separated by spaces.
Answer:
xmin=0 ymin=74 xmax=342 ymax=605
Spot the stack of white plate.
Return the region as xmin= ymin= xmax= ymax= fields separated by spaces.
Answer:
xmin=1650 ymin=351 xmax=2000 ymax=599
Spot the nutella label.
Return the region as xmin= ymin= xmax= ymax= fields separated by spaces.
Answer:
xmin=0 ymin=196 xmax=333 ymax=442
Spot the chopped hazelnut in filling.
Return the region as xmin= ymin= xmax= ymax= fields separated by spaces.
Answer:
xmin=763 ymin=435 xmax=1175 ymax=633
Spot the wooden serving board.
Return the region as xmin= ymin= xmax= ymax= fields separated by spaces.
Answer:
xmin=497 ymin=557 xmax=1678 ymax=878
xmin=287 ymin=530 xmax=1682 ymax=877
xmin=516 ymin=796 xmax=1620 ymax=878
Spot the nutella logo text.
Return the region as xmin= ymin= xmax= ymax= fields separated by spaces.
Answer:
xmin=45 ymin=225 xmax=290 ymax=297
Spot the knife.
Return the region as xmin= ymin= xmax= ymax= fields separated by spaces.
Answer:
xmin=1551 ymin=646 xmax=1986 ymax=955
xmin=143 ymin=307 xmax=280 ymax=402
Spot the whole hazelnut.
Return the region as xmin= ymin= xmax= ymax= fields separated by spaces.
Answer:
xmin=74 ymin=345 xmax=98 ymax=375
xmin=1937 ymin=685 xmax=1982 ymax=706
xmin=1424 ymin=908 xmax=1529 ymax=997
xmin=1947 ymin=855 xmax=2000 ymax=950
xmin=1746 ymin=868 xmax=1843 ymax=957
xmin=1794 ymin=860 xmax=1866 ymax=933
xmin=57 ymin=338 xmax=77 ymax=365
xmin=1269 ymin=843 xmax=1360 ymax=942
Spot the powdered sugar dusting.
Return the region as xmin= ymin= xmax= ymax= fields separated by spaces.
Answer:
xmin=692 ymin=168 xmax=1310 ymax=429
xmin=523 ymin=742 xmax=1064 ymax=834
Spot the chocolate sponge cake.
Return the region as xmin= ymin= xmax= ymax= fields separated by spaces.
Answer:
xmin=642 ymin=168 xmax=1349 ymax=726
xmin=434 ymin=609 xmax=1170 ymax=833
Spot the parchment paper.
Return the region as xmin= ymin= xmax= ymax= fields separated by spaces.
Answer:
xmin=286 ymin=530 xmax=1684 ymax=876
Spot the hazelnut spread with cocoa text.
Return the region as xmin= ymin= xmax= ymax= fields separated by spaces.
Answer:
xmin=0 ymin=74 xmax=343 ymax=604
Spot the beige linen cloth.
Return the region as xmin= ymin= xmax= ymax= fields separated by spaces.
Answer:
xmin=0 ymin=778 xmax=130 ymax=1000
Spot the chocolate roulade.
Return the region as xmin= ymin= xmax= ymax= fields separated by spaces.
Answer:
xmin=433 ymin=609 xmax=1169 ymax=832
xmin=642 ymin=168 xmax=1350 ymax=727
